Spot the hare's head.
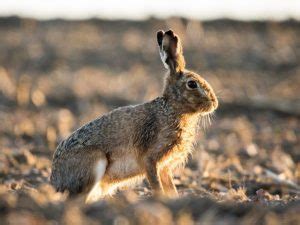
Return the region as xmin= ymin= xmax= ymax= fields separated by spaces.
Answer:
xmin=157 ymin=30 xmax=218 ymax=114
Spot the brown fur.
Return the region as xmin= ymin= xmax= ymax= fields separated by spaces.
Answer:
xmin=50 ymin=30 xmax=218 ymax=202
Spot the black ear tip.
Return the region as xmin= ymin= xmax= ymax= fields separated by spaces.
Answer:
xmin=165 ymin=30 xmax=174 ymax=37
xmin=157 ymin=30 xmax=164 ymax=46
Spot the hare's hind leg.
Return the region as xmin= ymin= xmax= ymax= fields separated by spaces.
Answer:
xmin=85 ymin=158 xmax=108 ymax=204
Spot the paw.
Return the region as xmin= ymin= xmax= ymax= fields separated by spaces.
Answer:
xmin=152 ymin=189 xmax=165 ymax=199
xmin=165 ymin=190 xmax=179 ymax=198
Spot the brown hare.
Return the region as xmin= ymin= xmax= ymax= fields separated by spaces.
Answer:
xmin=50 ymin=30 xmax=218 ymax=203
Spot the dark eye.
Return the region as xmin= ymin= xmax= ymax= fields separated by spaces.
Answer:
xmin=187 ymin=80 xmax=198 ymax=89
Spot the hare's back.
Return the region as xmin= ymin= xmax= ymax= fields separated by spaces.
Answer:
xmin=62 ymin=104 xmax=146 ymax=152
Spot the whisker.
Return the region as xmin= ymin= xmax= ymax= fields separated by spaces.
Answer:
xmin=208 ymin=114 xmax=211 ymax=126
xmin=203 ymin=114 xmax=209 ymax=131
xmin=211 ymin=112 xmax=216 ymax=119
xmin=215 ymin=89 xmax=228 ymax=100
xmin=198 ymin=111 xmax=216 ymax=131
xmin=197 ymin=110 xmax=217 ymax=133
xmin=203 ymin=115 xmax=207 ymax=130
xmin=216 ymin=89 xmax=225 ymax=96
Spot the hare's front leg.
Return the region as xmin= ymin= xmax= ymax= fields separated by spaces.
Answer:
xmin=144 ymin=157 xmax=163 ymax=196
xmin=159 ymin=167 xmax=178 ymax=198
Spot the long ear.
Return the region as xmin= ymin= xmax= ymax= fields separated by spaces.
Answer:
xmin=157 ymin=30 xmax=186 ymax=73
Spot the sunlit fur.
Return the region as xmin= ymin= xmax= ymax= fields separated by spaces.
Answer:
xmin=50 ymin=30 xmax=218 ymax=203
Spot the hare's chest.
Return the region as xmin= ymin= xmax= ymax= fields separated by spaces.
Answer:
xmin=159 ymin=126 xmax=197 ymax=169
xmin=176 ymin=119 xmax=198 ymax=151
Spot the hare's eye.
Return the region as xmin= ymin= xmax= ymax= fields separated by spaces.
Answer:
xmin=187 ymin=80 xmax=198 ymax=89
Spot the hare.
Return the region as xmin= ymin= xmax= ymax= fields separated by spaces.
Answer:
xmin=50 ymin=30 xmax=218 ymax=203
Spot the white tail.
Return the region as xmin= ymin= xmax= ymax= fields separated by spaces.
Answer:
xmin=85 ymin=158 xmax=107 ymax=204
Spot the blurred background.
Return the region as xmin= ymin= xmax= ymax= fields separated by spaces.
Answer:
xmin=0 ymin=1 xmax=299 ymax=225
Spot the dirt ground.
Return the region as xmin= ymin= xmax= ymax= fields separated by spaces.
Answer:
xmin=0 ymin=17 xmax=299 ymax=225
